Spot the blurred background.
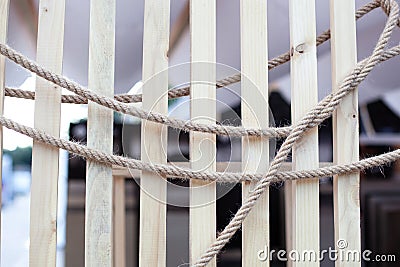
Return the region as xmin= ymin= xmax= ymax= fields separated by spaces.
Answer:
xmin=2 ymin=0 xmax=399 ymax=266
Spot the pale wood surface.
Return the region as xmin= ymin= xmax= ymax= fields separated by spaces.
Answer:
xmin=330 ymin=1 xmax=361 ymax=266
xmin=0 ymin=0 xmax=9 ymax=258
xmin=30 ymin=1 xmax=65 ymax=266
xmin=85 ymin=0 xmax=115 ymax=266
xmin=189 ymin=1 xmax=216 ymax=266
xmin=113 ymin=176 xmax=126 ymax=267
xmin=289 ymin=0 xmax=319 ymax=266
xmin=112 ymin=162 xmax=333 ymax=178
xmin=139 ymin=0 xmax=170 ymax=266
xmin=240 ymin=1 xmax=269 ymax=266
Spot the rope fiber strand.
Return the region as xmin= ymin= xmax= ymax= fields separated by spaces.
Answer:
xmin=0 ymin=0 xmax=398 ymax=266
xmin=3 ymin=0 xmax=399 ymax=106
xmin=193 ymin=0 xmax=399 ymax=265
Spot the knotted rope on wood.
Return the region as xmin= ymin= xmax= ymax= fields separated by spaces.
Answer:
xmin=0 ymin=0 xmax=398 ymax=266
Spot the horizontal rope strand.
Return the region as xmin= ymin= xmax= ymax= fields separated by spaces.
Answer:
xmin=2 ymin=0 xmax=397 ymax=106
xmin=193 ymin=0 xmax=399 ymax=265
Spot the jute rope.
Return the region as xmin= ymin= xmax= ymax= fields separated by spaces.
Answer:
xmin=1 ymin=115 xmax=399 ymax=184
xmin=193 ymin=0 xmax=399 ymax=265
xmin=0 ymin=43 xmax=290 ymax=138
xmin=0 ymin=0 xmax=398 ymax=266
xmin=1 ymin=0 xmax=398 ymax=140
xmin=3 ymin=0 xmax=398 ymax=105
xmin=1 ymin=1 xmax=399 ymax=141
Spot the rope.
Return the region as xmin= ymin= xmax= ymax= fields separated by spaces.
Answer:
xmin=0 ymin=0 xmax=398 ymax=266
xmin=1 ymin=115 xmax=399 ymax=183
xmin=3 ymin=0 xmax=398 ymax=105
xmin=193 ymin=0 xmax=399 ymax=265
xmin=1 ymin=0 xmax=398 ymax=140
xmin=1 ymin=43 xmax=398 ymax=142
xmin=0 ymin=43 xmax=291 ymax=138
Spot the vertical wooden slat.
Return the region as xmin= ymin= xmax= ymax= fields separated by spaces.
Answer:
xmin=289 ymin=0 xmax=319 ymax=266
xmin=85 ymin=0 xmax=115 ymax=265
xmin=113 ymin=176 xmax=126 ymax=267
xmin=139 ymin=0 xmax=170 ymax=266
xmin=189 ymin=1 xmax=216 ymax=266
xmin=240 ymin=1 xmax=269 ymax=266
xmin=330 ymin=1 xmax=361 ymax=266
xmin=0 ymin=0 xmax=9 ymax=258
xmin=30 ymin=1 xmax=65 ymax=266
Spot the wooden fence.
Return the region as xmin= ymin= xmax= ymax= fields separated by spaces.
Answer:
xmin=0 ymin=0 xmax=361 ymax=266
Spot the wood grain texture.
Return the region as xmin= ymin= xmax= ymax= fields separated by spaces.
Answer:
xmin=85 ymin=0 xmax=115 ymax=266
xmin=30 ymin=1 xmax=65 ymax=266
xmin=0 ymin=0 xmax=9 ymax=259
xmin=139 ymin=0 xmax=170 ymax=266
xmin=330 ymin=1 xmax=361 ymax=266
xmin=113 ymin=176 xmax=126 ymax=267
xmin=189 ymin=1 xmax=216 ymax=266
xmin=240 ymin=1 xmax=269 ymax=266
xmin=289 ymin=0 xmax=319 ymax=266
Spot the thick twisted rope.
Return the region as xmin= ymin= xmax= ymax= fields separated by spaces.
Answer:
xmin=0 ymin=43 xmax=290 ymax=138
xmin=192 ymin=0 xmax=400 ymax=265
xmin=0 ymin=0 xmax=398 ymax=266
xmin=4 ymin=0 xmax=398 ymax=105
xmin=0 ymin=0 xmax=397 ymax=140
xmin=1 ymin=115 xmax=400 ymax=184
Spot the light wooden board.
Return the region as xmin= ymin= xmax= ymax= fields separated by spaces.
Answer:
xmin=330 ymin=1 xmax=361 ymax=266
xmin=240 ymin=1 xmax=269 ymax=266
xmin=189 ymin=0 xmax=216 ymax=266
xmin=0 ymin=0 xmax=9 ymax=257
xmin=30 ymin=1 xmax=65 ymax=266
xmin=139 ymin=0 xmax=170 ymax=266
xmin=113 ymin=176 xmax=126 ymax=267
xmin=85 ymin=0 xmax=115 ymax=266
xmin=289 ymin=0 xmax=319 ymax=266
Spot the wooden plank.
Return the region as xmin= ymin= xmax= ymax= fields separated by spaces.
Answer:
xmin=29 ymin=1 xmax=65 ymax=266
xmin=240 ymin=1 xmax=269 ymax=266
xmin=113 ymin=176 xmax=126 ymax=267
xmin=189 ymin=0 xmax=216 ymax=266
xmin=85 ymin=0 xmax=115 ymax=266
xmin=289 ymin=0 xmax=319 ymax=266
xmin=112 ymin=162 xmax=333 ymax=178
xmin=0 ymin=0 xmax=9 ymax=258
xmin=330 ymin=1 xmax=361 ymax=266
xmin=139 ymin=0 xmax=170 ymax=266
